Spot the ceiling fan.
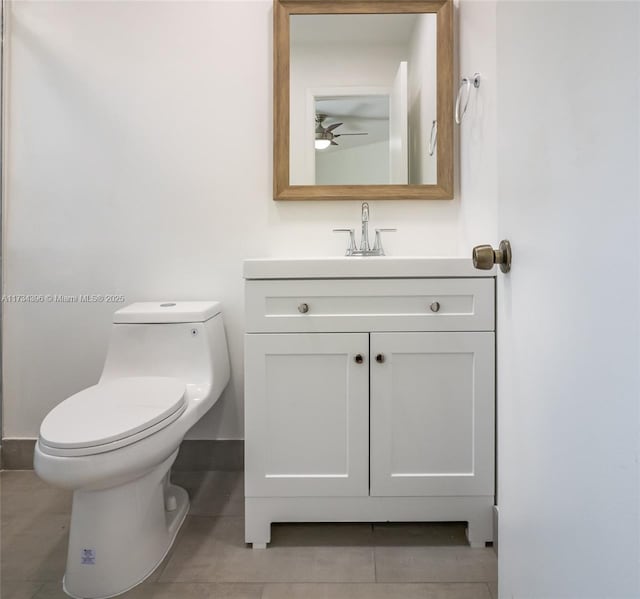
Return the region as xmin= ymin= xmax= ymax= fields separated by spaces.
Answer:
xmin=315 ymin=114 xmax=368 ymax=150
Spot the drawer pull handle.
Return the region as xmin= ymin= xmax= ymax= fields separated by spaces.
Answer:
xmin=354 ymin=354 xmax=364 ymax=364
xmin=430 ymin=301 xmax=441 ymax=313
xmin=376 ymin=353 xmax=385 ymax=363
xmin=298 ymin=303 xmax=309 ymax=314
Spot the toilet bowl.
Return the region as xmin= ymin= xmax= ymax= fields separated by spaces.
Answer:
xmin=34 ymin=301 xmax=230 ymax=599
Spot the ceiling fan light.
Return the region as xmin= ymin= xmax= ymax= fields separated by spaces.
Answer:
xmin=315 ymin=139 xmax=331 ymax=150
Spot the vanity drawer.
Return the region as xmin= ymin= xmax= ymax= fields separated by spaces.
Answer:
xmin=245 ymin=278 xmax=494 ymax=333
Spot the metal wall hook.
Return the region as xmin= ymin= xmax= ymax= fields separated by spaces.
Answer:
xmin=428 ymin=120 xmax=437 ymax=156
xmin=455 ymin=73 xmax=481 ymax=125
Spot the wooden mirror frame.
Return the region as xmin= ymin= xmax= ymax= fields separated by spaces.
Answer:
xmin=274 ymin=0 xmax=453 ymax=201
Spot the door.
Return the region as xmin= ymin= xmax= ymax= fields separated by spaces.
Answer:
xmin=244 ymin=333 xmax=369 ymax=497
xmin=389 ymin=61 xmax=408 ymax=183
xmin=496 ymin=2 xmax=640 ymax=597
xmin=370 ymin=332 xmax=494 ymax=497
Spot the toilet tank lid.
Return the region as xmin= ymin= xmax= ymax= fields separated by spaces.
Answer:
xmin=114 ymin=301 xmax=222 ymax=324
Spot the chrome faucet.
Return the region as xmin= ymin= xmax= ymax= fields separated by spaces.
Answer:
xmin=333 ymin=202 xmax=396 ymax=256
xmin=360 ymin=202 xmax=370 ymax=252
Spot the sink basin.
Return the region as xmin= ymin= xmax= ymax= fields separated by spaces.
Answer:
xmin=243 ymin=257 xmax=492 ymax=279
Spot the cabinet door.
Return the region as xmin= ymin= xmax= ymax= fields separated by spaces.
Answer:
xmin=370 ymin=332 xmax=494 ymax=497
xmin=245 ymin=333 xmax=369 ymax=497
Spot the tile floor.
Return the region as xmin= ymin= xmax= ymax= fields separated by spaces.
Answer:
xmin=1 ymin=470 xmax=497 ymax=599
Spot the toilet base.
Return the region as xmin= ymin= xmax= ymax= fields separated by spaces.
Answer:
xmin=62 ymin=451 xmax=188 ymax=599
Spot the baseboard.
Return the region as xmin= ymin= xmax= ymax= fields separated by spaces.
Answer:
xmin=1 ymin=439 xmax=35 ymax=470
xmin=173 ymin=440 xmax=243 ymax=471
xmin=1 ymin=439 xmax=244 ymax=471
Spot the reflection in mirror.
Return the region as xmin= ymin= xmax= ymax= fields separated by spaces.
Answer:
xmin=315 ymin=96 xmax=389 ymax=185
xmin=290 ymin=13 xmax=437 ymax=187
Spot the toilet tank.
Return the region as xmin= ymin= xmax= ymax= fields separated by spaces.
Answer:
xmin=100 ymin=302 xmax=230 ymax=398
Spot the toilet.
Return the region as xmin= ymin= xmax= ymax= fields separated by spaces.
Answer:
xmin=34 ymin=301 xmax=230 ymax=599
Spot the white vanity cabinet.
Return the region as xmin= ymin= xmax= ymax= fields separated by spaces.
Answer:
xmin=244 ymin=258 xmax=496 ymax=549
xmin=244 ymin=332 xmax=369 ymax=498
xmin=369 ymin=331 xmax=494 ymax=498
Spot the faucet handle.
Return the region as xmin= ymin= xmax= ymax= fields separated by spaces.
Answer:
xmin=373 ymin=228 xmax=397 ymax=255
xmin=333 ymin=228 xmax=357 ymax=256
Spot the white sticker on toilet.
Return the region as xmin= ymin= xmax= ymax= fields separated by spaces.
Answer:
xmin=81 ymin=549 xmax=96 ymax=565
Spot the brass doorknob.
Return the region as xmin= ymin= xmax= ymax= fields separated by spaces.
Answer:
xmin=472 ymin=240 xmax=512 ymax=273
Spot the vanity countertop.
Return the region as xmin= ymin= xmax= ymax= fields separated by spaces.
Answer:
xmin=243 ymin=257 xmax=495 ymax=279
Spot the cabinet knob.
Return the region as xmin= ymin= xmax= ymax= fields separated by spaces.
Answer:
xmin=298 ymin=303 xmax=309 ymax=314
xmin=376 ymin=353 xmax=385 ymax=363
xmin=354 ymin=354 xmax=364 ymax=364
xmin=430 ymin=301 xmax=441 ymax=313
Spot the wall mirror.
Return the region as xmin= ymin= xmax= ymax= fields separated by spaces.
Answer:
xmin=274 ymin=0 xmax=453 ymax=201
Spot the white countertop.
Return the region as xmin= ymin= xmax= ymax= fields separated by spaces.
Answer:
xmin=243 ymin=257 xmax=495 ymax=279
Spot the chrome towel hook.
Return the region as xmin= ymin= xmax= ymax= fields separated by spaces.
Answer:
xmin=455 ymin=72 xmax=481 ymax=125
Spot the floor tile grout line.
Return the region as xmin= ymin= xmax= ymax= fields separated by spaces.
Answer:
xmin=257 ymin=582 xmax=493 ymax=585
xmin=373 ymin=543 xmax=378 ymax=582
xmin=371 ymin=522 xmax=378 ymax=584
xmin=374 ymin=580 xmax=498 ymax=585
xmin=256 ymin=582 xmax=499 ymax=598
xmin=151 ymin=578 xmax=496 ymax=585
xmin=184 ymin=515 xmax=247 ymax=521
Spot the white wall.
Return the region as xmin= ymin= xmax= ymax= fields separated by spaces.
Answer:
xmin=496 ymin=1 xmax=640 ymax=596
xmin=456 ymin=1 xmax=497 ymax=252
xmin=3 ymin=0 xmax=497 ymax=440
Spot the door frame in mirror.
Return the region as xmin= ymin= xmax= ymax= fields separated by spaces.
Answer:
xmin=274 ymin=0 xmax=454 ymax=201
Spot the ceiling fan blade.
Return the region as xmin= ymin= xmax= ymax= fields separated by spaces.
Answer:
xmin=330 ymin=140 xmax=339 ymax=146
xmin=337 ymin=132 xmax=368 ymax=136
xmin=326 ymin=123 xmax=343 ymax=132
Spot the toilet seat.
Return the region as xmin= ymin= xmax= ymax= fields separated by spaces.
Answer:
xmin=39 ymin=377 xmax=187 ymax=457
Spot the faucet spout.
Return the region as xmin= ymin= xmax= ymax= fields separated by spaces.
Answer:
xmin=360 ymin=202 xmax=370 ymax=251
xmin=333 ymin=202 xmax=395 ymax=256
